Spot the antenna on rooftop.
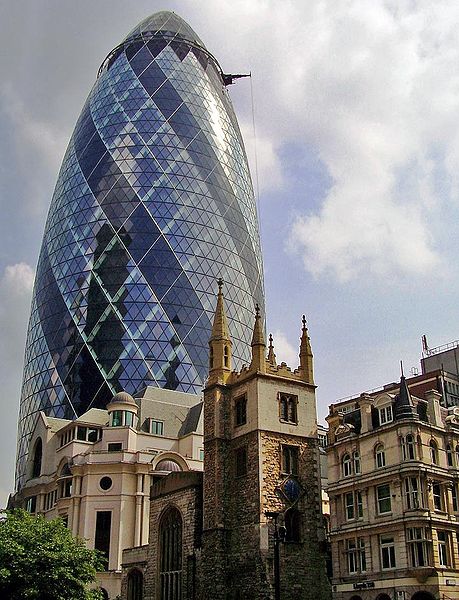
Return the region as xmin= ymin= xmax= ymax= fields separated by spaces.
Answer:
xmin=422 ymin=334 xmax=429 ymax=356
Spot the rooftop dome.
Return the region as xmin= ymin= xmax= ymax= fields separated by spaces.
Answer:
xmin=155 ymin=459 xmax=182 ymax=472
xmin=123 ymin=11 xmax=206 ymax=49
xmin=108 ymin=391 xmax=137 ymax=407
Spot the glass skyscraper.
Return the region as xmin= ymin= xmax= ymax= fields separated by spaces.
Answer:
xmin=16 ymin=11 xmax=264 ymax=487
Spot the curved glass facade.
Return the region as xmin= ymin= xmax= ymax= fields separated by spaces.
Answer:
xmin=16 ymin=11 xmax=264 ymax=487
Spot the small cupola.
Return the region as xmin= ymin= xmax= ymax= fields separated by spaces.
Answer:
xmin=107 ymin=391 xmax=139 ymax=428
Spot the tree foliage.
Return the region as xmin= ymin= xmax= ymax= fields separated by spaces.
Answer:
xmin=0 ymin=509 xmax=105 ymax=600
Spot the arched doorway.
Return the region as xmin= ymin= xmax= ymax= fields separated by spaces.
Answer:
xmin=99 ymin=588 xmax=109 ymax=600
xmin=284 ymin=508 xmax=301 ymax=542
xmin=411 ymin=593 xmax=436 ymax=600
xmin=350 ymin=596 xmax=362 ymax=600
xmin=127 ymin=568 xmax=143 ymax=600
xmin=376 ymin=595 xmax=391 ymax=600
xmin=159 ymin=506 xmax=182 ymax=600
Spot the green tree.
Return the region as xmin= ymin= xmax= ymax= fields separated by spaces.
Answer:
xmin=0 ymin=509 xmax=105 ymax=600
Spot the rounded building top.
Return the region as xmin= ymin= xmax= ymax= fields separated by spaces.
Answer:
xmin=107 ymin=391 xmax=137 ymax=407
xmin=123 ymin=11 xmax=206 ymax=49
xmin=155 ymin=459 xmax=182 ymax=472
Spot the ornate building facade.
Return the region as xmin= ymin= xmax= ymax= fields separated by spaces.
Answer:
xmin=11 ymin=386 xmax=204 ymax=599
xmin=326 ymin=374 xmax=459 ymax=600
xmin=121 ymin=283 xmax=331 ymax=600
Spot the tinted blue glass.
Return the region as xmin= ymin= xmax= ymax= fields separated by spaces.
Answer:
xmin=16 ymin=11 xmax=264 ymax=488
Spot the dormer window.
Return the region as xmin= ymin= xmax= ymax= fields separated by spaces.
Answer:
xmin=148 ymin=419 xmax=164 ymax=435
xmin=279 ymin=393 xmax=298 ymax=424
xmin=379 ymin=405 xmax=393 ymax=425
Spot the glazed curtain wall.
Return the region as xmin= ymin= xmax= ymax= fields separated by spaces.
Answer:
xmin=16 ymin=12 xmax=264 ymax=487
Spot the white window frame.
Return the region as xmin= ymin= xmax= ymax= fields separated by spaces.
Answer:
xmin=379 ymin=405 xmax=393 ymax=424
xmin=353 ymin=451 xmax=361 ymax=475
xmin=401 ymin=434 xmax=416 ymax=460
xmin=343 ymin=453 xmax=352 ymax=477
xmin=437 ymin=531 xmax=449 ymax=567
xmin=344 ymin=491 xmax=363 ymax=521
xmin=380 ymin=535 xmax=396 ymax=570
xmin=375 ymin=444 xmax=385 ymax=469
xmin=432 ymin=482 xmax=443 ymax=511
xmin=377 ymin=484 xmax=392 ymax=514
xmin=407 ymin=527 xmax=430 ymax=567
xmin=404 ymin=476 xmax=423 ymax=509
xmin=149 ymin=419 xmax=164 ymax=435
xmin=346 ymin=538 xmax=366 ymax=574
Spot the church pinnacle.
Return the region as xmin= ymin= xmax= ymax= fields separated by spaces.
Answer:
xmin=267 ymin=333 xmax=277 ymax=367
xmin=299 ymin=315 xmax=314 ymax=384
xmin=250 ymin=304 xmax=266 ymax=373
xmin=208 ymin=278 xmax=232 ymax=384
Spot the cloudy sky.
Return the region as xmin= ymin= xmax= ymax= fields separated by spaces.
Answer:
xmin=2 ymin=0 xmax=459 ymax=507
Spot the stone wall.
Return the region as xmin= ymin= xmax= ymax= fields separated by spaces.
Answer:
xmin=261 ymin=432 xmax=331 ymax=600
xmin=142 ymin=472 xmax=202 ymax=600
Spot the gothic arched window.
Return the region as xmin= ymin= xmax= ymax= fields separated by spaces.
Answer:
xmin=284 ymin=508 xmax=301 ymax=542
xmin=127 ymin=569 xmax=143 ymax=600
xmin=160 ymin=507 xmax=182 ymax=600
xmin=32 ymin=438 xmax=42 ymax=478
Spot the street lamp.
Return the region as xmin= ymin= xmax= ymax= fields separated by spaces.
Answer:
xmin=265 ymin=511 xmax=286 ymax=600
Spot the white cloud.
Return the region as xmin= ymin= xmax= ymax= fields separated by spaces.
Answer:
xmin=198 ymin=0 xmax=459 ymax=281
xmin=1 ymin=84 xmax=67 ymax=170
xmin=0 ymin=262 xmax=34 ymax=393
xmin=0 ymin=263 xmax=35 ymax=507
xmin=240 ymin=120 xmax=282 ymax=194
xmin=271 ymin=329 xmax=298 ymax=368
xmin=0 ymin=84 xmax=68 ymax=216
xmin=1 ymin=263 xmax=35 ymax=297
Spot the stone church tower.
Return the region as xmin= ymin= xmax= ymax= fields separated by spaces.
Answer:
xmin=120 ymin=281 xmax=330 ymax=599
xmin=201 ymin=280 xmax=330 ymax=599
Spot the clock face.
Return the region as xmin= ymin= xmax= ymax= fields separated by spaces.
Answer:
xmin=280 ymin=476 xmax=302 ymax=503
